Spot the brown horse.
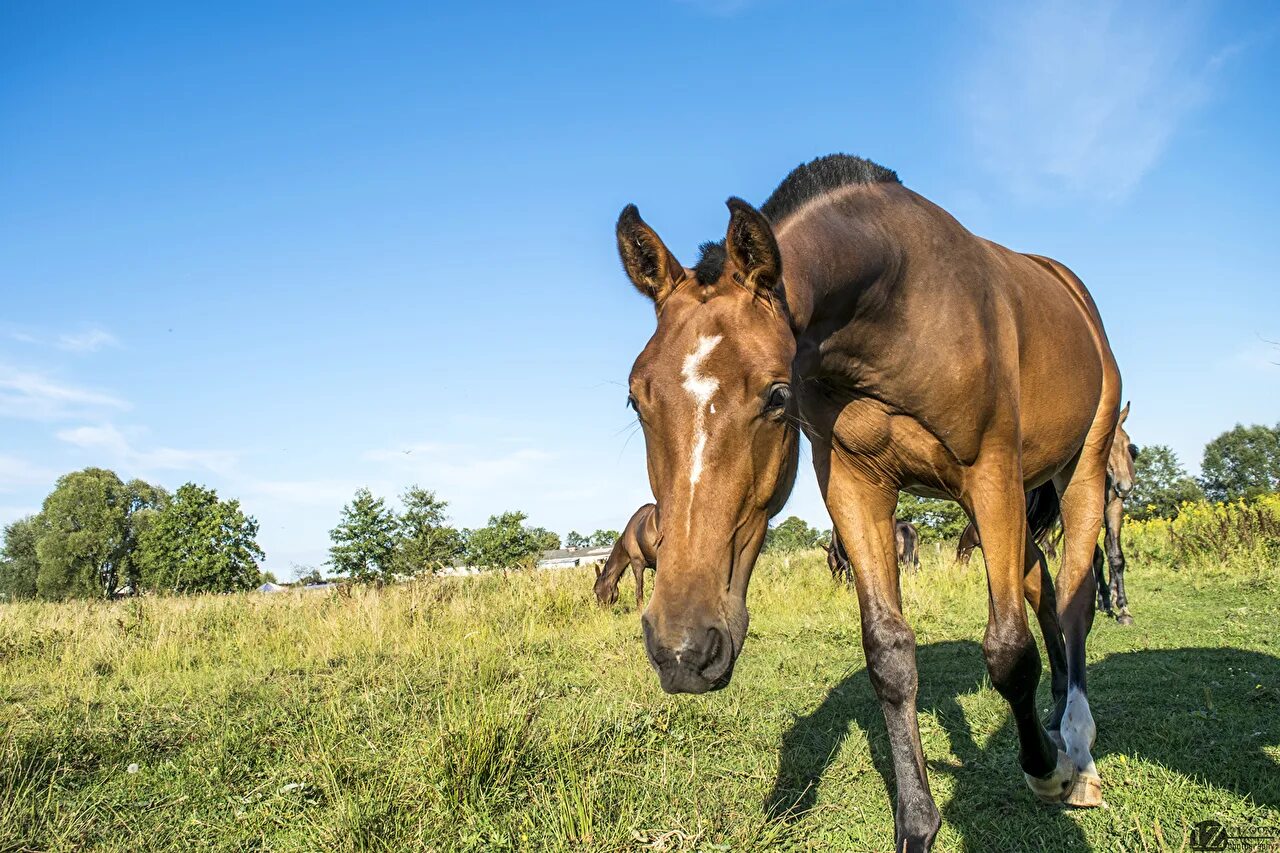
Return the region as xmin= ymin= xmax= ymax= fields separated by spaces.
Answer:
xmin=592 ymin=503 xmax=659 ymax=607
xmin=616 ymin=154 xmax=1120 ymax=849
xmin=827 ymin=520 xmax=919 ymax=581
xmin=1097 ymin=403 xmax=1137 ymax=624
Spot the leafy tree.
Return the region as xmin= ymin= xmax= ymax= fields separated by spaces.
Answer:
xmin=587 ymin=529 xmax=620 ymax=548
xmin=394 ymin=486 xmax=463 ymax=576
xmin=294 ymin=566 xmax=326 ymax=585
xmin=764 ymin=516 xmax=822 ymax=552
xmin=895 ymin=494 xmax=969 ymax=542
xmin=1200 ymin=423 xmax=1280 ymax=502
xmin=466 ymin=511 xmax=542 ymax=569
xmin=0 ymin=515 xmax=42 ymax=601
xmin=136 ymin=483 xmax=264 ymax=594
xmin=565 ymin=530 xmax=588 ymax=549
xmin=528 ymin=527 xmax=561 ymax=552
xmin=329 ymin=488 xmax=400 ymax=582
xmin=1128 ymin=444 xmax=1204 ymax=520
xmin=35 ymin=468 xmax=166 ymax=599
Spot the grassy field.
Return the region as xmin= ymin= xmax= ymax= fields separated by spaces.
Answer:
xmin=1 ymin=539 xmax=1278 ymax=852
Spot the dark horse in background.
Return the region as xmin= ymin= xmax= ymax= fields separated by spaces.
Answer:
xmin=616 ymin=154 xmax=1121 ymax=851
xmin=956 ymin=406 xmax=1138 ymax=624
xmin=826 ymin=520 xmax=920 ymax=581
xmin=593 ymin=503 xmax=659 ymax=607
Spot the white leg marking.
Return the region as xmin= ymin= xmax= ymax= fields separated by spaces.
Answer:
xmin=681 ymin=335 xmax=723 ymax=494
xmin=1061 ymin=686 xmax=1098 ymax=777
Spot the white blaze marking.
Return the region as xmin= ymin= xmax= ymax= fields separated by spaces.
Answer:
xmin=681 ymin=335 xmax=723 ymax=490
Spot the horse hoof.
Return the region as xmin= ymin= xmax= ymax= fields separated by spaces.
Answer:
xmin=1063 ymin=772 xmax=1103 ymax=808
xmin=1116 ymin=614 xmax=1134 ymax=626
xmin=1026 ymin=749 xmax=1076 ymax=803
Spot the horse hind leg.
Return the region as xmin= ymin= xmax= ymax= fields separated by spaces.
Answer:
xmin=1025 ymin=532 xmax=1068 ymax=731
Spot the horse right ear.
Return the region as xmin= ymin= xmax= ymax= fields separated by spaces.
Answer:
xmin=617 ymin=205 xmax=683 ymax=304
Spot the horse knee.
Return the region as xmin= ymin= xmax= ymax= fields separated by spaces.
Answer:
xmin=863 ymin=616 xmax=918 ymax=707
xmin=983 ymin=625 xmax=1041 ymax=702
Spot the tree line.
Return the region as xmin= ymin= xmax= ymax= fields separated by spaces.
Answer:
xmin=322 ymin=486 xmax=622 ymax=583
xmin=0 ymin=468 xmax=264 ymax=601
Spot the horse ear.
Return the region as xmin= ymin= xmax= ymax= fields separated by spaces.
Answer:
xmin=617 ymin=204 xmax=683 ymax=304
xmin=1119 ymin=401 xmax=1130 ymax=424
xmin=725 ymin=197 xmax=782 ymax=295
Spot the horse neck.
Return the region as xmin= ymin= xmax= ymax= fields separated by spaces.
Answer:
xmin=776 ymin=191 xmax=902 ymax=337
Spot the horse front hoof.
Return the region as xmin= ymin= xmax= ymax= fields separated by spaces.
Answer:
xmin=1116 ymin=613 xmax=1134 ymax=626
xmin=1026 ymin=749 xmax=1076 ymax=803
xmin=1063 ymin=772 xmax=1103 ymax=808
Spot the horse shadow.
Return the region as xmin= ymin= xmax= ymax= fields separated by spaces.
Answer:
xmin=765 ymin=641 xmax=1280 ymax=851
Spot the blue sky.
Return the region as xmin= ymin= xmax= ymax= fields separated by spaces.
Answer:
xmin=2 ymin=1 xmax=1277 ymax=573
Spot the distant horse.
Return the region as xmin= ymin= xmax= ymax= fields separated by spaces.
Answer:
xmin=616 ymin=153 xmax=1120 ymax=848
xmin=592 ymin=503 xmax=659 ymax=607
xmin=955 ymin=408 xmax=1136 ymax=627
xmin=826 ymin=519 xmax=920 ymax=581
xmin=1096 ymin=403 xmax=1137 ymax=624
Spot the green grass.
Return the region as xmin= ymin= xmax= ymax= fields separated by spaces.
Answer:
xmin=1 ymin=544 xmax=1277 ymax=852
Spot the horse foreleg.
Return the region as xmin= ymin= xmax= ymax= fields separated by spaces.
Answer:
xmin=969 ymin=471 xmax=1072 ymax=804
xmin=825 ymin=470 xmax=939 ymax=852
xmin=1104 ymin=495 xmax=1131 ymax=625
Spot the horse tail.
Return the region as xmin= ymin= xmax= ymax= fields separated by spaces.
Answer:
xmin=1026 ymin=482 xmax=1061 ymax=548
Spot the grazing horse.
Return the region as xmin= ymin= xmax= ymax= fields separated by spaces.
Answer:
xmin=616 ymin=154 xmax=1120 ymax=849
xmin=592 ymin=503 xmax=659 ymax=607
xmin=1096 ymin=403 xmax=1138 ymax=624
xmin=827 ymin=519 xmax=920 ymax=581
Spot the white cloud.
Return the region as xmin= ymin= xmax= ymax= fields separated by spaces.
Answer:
xmin=55 ymin=423 xmax=238 ymax=477
xmin=963 ymin=0 xmax=1226 ymax=201
xmin=0 ymin=364 xmax=128 ymax=420
xmin=56 ymin=328 xmax=119 ymax=353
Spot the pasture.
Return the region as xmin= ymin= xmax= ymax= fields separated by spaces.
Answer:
xmin=2 ymin=539 xmax=1277 ymax=852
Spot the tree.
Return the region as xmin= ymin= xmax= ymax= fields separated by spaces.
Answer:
xmin=1128 ymin=444 xmax=1204 ymax=520
xmin=329 ymin=488 xmax=400 ymax=582
xmin=135 ymin=483 xmax=265 ymax=594
xmin=294 ymin=566 xmax=325 ymax=585
xmin=0 ymin=515 xmax=42 ymax=601
xmin=394 ymin=486 xmax=463 ymax=576
xmin=1200 ymin=423 xmax=1280 ymax=502
xmin=764 ymin=516 xmax=822 ymax=552
xmin=528 ymin=527 xmax=561 ymax=552
xmin=465 ymin=511 xmax=543 ymax=569
xmin=565 ymin=530 xmax=588 ymax=549
xmin=588 ymin=529 xmax=620 ymax=548
xmin=895 ymin=494 xmax=969 ymax=542
xmin=35 ymin=468 xmax=166 ymax=599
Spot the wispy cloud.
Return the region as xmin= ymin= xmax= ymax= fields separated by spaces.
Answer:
xmin=56 ymin=328 xmax=119 ymax=353
xmin=55 ymin=423 xmax=238 ymax=476
xmin=5 ymin=325 xmax=120 ymax=353
xmin=0 ymin=364 xmax=129 ymax=420
xmin=963 ymin=0 xmax=1230 ymax=201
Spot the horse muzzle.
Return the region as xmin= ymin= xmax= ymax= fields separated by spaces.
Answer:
xmin=640 ymin=616 xmax=736 ymax=694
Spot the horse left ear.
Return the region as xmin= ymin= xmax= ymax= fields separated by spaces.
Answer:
xmin=1119 ymin=401 xmax=1130 ymax=424
xmin=725 ymin=197 xmax=782 ymax=295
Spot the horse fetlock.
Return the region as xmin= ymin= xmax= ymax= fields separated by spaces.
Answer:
xmin=1025 ymin=748 xmax=1076 ymax=803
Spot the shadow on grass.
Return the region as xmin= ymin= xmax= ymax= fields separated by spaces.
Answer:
xmin=765 ymin=641 xmax=1280 ymax=851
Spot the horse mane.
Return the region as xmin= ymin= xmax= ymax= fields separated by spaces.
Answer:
xmin=693 ymin=153 xmax=898 ymax=284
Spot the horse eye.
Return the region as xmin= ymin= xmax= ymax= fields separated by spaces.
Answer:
xmin=766 ymin=384 xmax=792 ymax=411
xmin=626 ymin=394 xmax=639 ymax=413
xmin=1128 ymin=444 xmax=1139 ymax=460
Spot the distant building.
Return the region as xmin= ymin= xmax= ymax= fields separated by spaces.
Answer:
xmin=536 ymin=545 xmax=613 ymax=570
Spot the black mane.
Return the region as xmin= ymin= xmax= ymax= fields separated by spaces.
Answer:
xmin=693 ymin=154 xmax=898 ymax=284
